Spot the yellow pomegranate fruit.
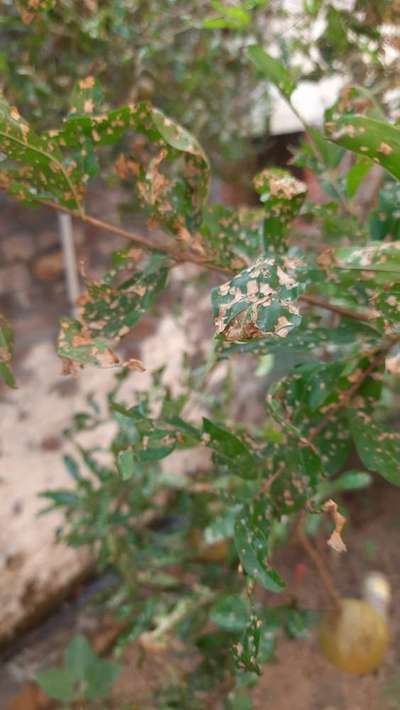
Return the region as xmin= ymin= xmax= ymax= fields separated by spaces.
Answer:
xmin=319 ymin=598 xmax=389 ymax=674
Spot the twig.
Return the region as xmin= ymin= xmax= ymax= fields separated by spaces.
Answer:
xmin=42 ymin=200 xmax=230 ymax=275
xmin=295 ymin=511 xmax=341 ymax=612
xmin=39 ymin=199 xmax=373 ymax=325
xmin=299 ymin=293 xmax=373 ymax=323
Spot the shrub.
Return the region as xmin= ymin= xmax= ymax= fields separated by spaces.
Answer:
xmin=1 ymin=1 xmax=400 ymax=705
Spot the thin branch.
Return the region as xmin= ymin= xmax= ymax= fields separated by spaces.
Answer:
xmin=286 ymin=101 xmax=353 ymax=218
xmin=41 ymin=198 xmax=375 ymax=323
xmin=42 ymin=200 xmax=230 ymax=275
xmin=295 ymin=511 xmax=341 ymax=612
xmin=299 ymin=293 xmax=373 ymax=323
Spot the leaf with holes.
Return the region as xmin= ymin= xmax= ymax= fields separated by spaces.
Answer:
xmin=212 ymin=255 xmax=306 ymax=342
xmin=254 ymin=168 xmax=306 ymax=252
xmin=51 ymin=97 xmax=209 ymax=236
xmin=57 ymin=319 xmax=145 ymax=374
xmin=57 ymin=251 xmax=167 ymax=373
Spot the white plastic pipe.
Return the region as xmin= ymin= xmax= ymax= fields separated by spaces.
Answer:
xmin=57 ymin=212 xmax=80 ymax=313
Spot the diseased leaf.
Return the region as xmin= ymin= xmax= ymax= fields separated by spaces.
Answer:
xmin=233 ymin=612 xmax=263 ymax=675
xmin=58 ymin=318 xmax=145 ymax=374
xmin=57 ymin=251 xmax=167 ymax=373
xmin=254 ymin=168 xmax=306 ymax=252
xmin=0 ymin=94 xmax=83 ymax=210
xmin=212 ymin=255 xmax=306 ymax=342
xmin=349 ymin=409 xmax=400 ymax=486
xmin=247 ymin=45 xmax=295 ymax=98
xmin=0 ymin=314 xmax=16 ymax=388
xmin=54 ymin=98 xmax=210 ymax=234
xmin=326 ymin=115 xmax=400 ymax=181
xmin=334 ymin=242 xmax=400 ymax=275
xmin=234 ymin=501 xmax=285 ymax=592
xmin=199 ymin=203 xmax=262 ymax=269
xmin=217 ymin=318 xmax=379 ymax=360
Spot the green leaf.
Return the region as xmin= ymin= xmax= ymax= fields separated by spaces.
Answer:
xmin=212 ymin=255 xmax=306 ymax=343
xmin=345 ymin=158 xmax=372 ymax=198
xmin=234 ymin=502 xmax=285 ymax=592
xmin=64 ymin=634 xmax=98 ymax=680
xmin=349 ymin=409 xmax=400 ymax=486
xmin=209 ymin=594 xmax=248 ymax=631
xmin=203 ymin=418 xmax=260 ymax=480
xmin=36 ymin=668 xmax=76 ymax=702
xmin=247 ymin=45 xmax=295 ymax=98
xmin=117 ymin=448 xmax=135 ymax=480
xmin=83 ymin=658 xmax=120 ymax=700
xmin=39 ymin=490 xmax=80 ymax=510
xmin=226 ymin=690 xmax=253 ymax=710
xmin=203 ymin=2 xmax=251 ymax=30
xmin=307 ymin=126 xmax=344 ymax=170
xmin=63 ymin=455 xmax=82 ymax=482
xmin=0 ymin=314 xmax=16 ymax=388
xmin=368 ymin=181 xmax=400 ymax=242
xmin=326 ymin=116 xmax=400 ymax=181
xmin=316 ymin=470 xmax=372 ymax=502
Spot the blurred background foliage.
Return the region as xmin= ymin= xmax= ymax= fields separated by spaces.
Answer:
xmin=1 ymin=0 xmax=399 ymax=177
